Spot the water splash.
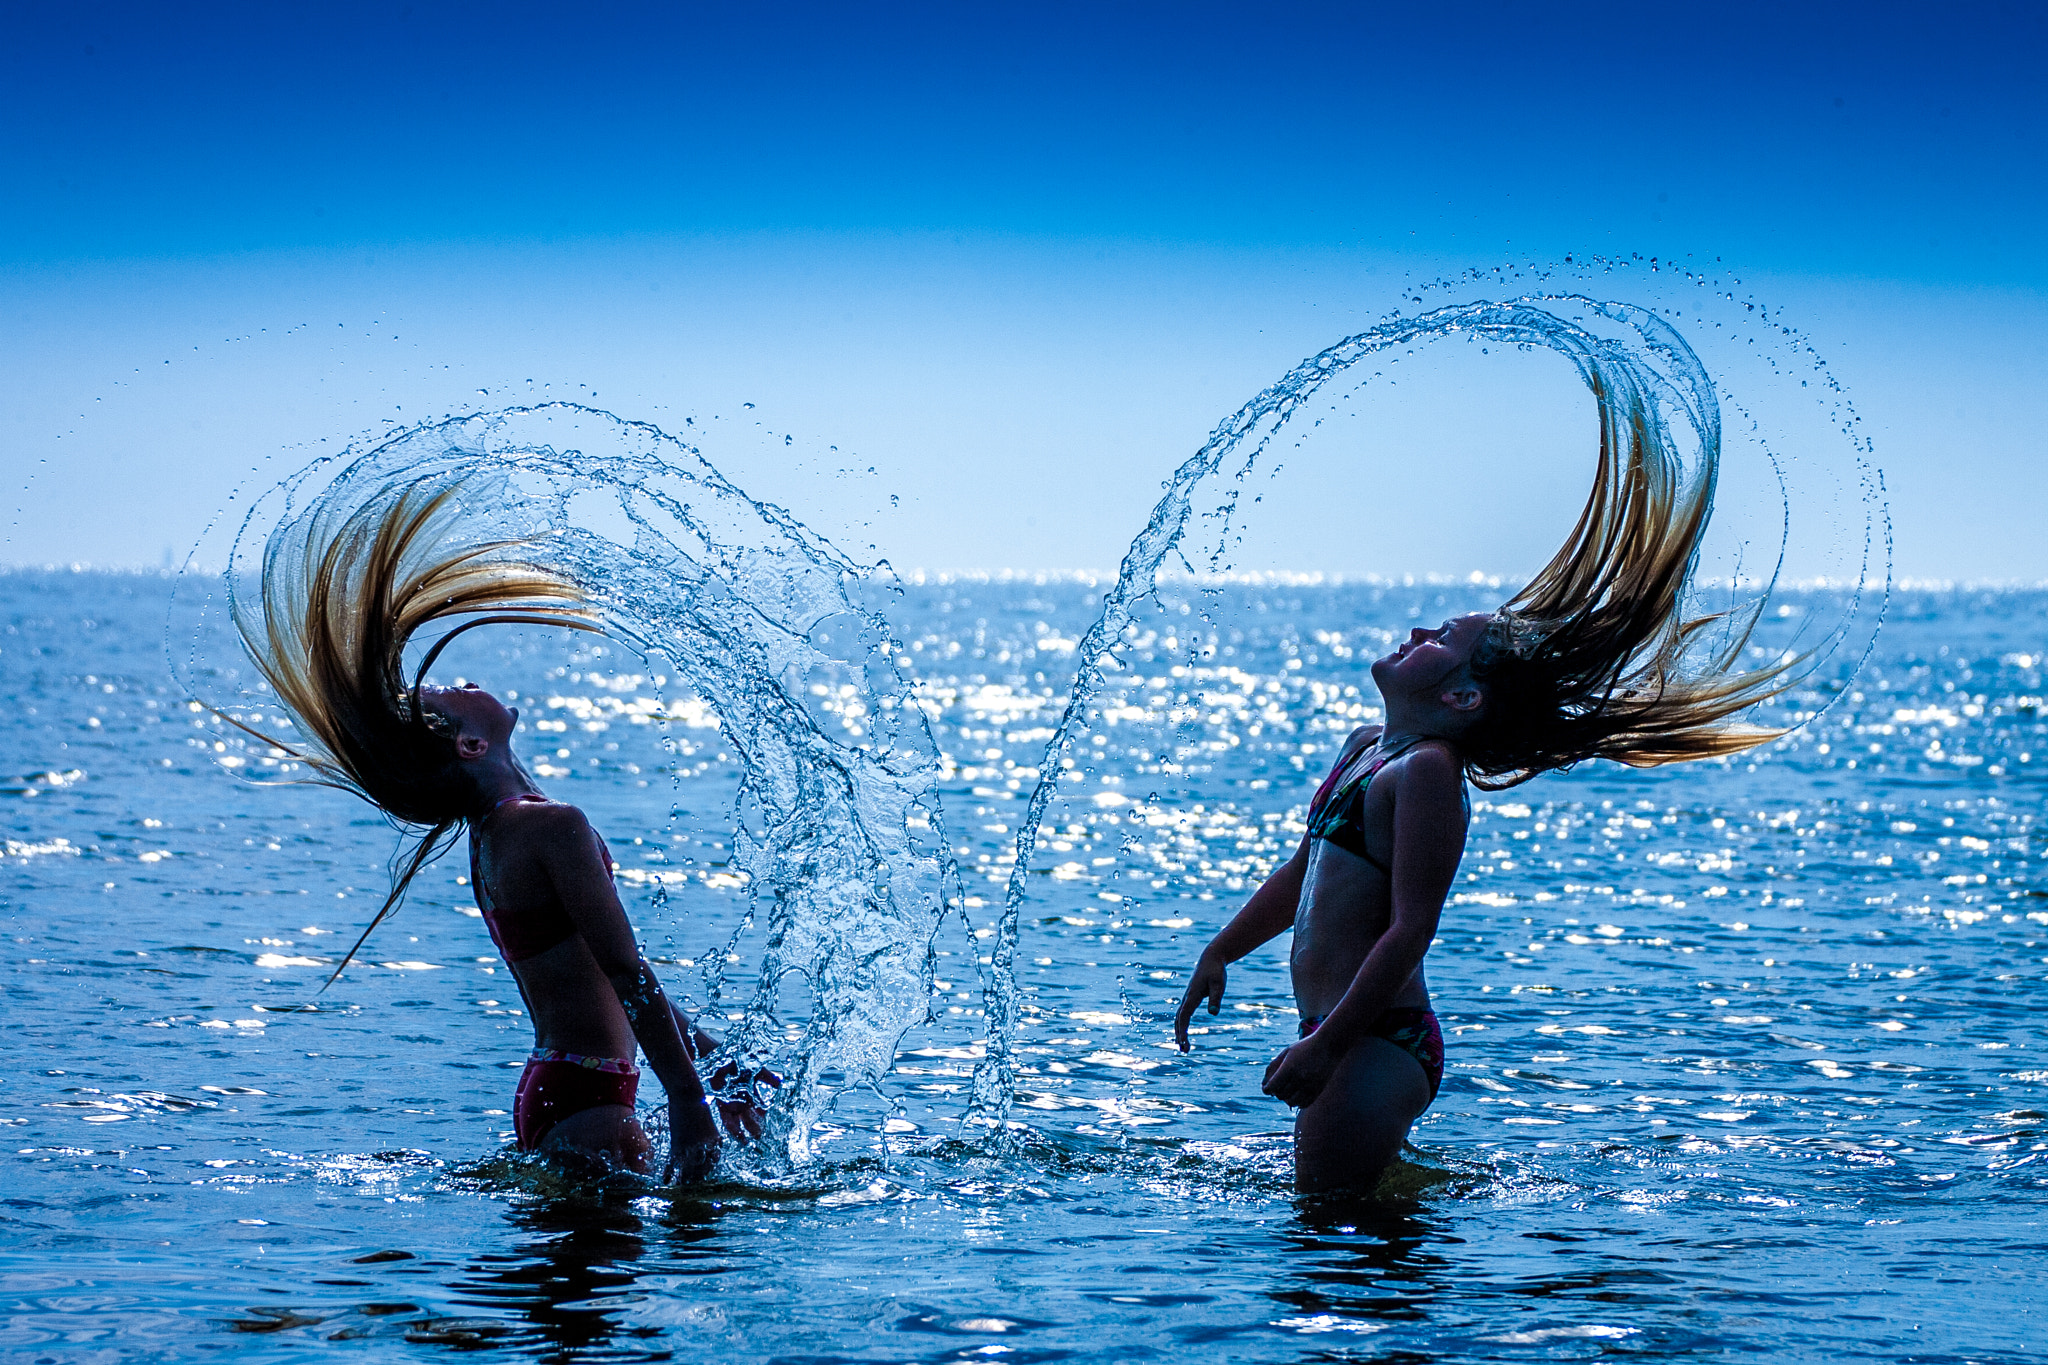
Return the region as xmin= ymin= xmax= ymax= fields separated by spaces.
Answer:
xmin=170 ymin=285 xmax=1888 ymax=1169
xmin=967 ymin=294 xmax=1886 ymax=1132
xmin=183 ymin=403 xmax=958 ymax=1167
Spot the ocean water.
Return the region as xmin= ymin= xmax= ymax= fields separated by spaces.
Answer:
xmin=5 ymin=569 xmax=2044 ymax=1363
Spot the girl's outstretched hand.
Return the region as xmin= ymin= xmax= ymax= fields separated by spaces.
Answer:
xmin=1261 ymin=1036 xmax=1338 ymax=1110
xmin=1173 ymin=954 xmax=1229 ymax=1052
xmin=665 ymin=1098 xmax=722 ymax=1185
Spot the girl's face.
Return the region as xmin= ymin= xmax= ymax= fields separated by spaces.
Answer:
xmin=1370 ymin=613 xmax=1492 ymax=707
xmin=419 ymin=682 xmax=519 ymax=746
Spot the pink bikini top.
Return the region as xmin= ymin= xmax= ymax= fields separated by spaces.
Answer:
xmin=468 ymin=794 xmax=579 ymax=963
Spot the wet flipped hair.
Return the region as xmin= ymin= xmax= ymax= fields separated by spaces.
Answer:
xmin=226 ymin=471 xmax=601 ymax=987
xmin=1458 ymin=364 xmax=1797 ymax=791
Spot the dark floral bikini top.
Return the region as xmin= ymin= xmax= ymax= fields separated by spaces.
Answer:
xmin=1304 ymin=736 xmax=1467 ymax=876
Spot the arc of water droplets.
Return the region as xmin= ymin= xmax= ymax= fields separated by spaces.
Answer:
xmin=966 ymin=293 xmax=1881 ymax=1134
xmin=200 ymin=402 xmax=959 ymax=1168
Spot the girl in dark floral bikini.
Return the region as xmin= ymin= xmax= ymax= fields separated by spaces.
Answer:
xmin=1175 ymin=368 xmax=1798 ymax=1193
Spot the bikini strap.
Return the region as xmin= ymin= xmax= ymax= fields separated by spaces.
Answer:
xmin=1332 ymin=733 xmax=1419 ymax=799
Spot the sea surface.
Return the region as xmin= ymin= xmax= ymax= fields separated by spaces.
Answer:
xmin=4 ymin=570 xmax=2045 ymax=1363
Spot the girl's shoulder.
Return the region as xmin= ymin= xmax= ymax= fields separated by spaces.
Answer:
xmin=1391 ymin=739 xmax=1471 ymax=808
xmin=491 ymin=798 xmax=615 ymax=873
xmin=491 ymin=795 xmax=589 ymax=837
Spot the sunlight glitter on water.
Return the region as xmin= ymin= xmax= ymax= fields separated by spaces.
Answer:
xmin=4 ymin=571 xmax=2044 ymax=1361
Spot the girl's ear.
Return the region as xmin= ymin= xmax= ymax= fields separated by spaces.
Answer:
xmin=454 ymin=732 xmax=490 ymax=760
xmin=1441 ymin=684 xmax=1484 ymax=714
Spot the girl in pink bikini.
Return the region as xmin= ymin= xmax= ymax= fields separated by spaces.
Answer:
xmin=1175 ymin=374 xmax=1798 ymax=1193
xmin=230 ymin=475 xmax=763 ymax=1182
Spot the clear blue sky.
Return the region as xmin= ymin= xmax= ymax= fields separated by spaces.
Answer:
xmin=4 ymin=1 xmax=2043 ymax=578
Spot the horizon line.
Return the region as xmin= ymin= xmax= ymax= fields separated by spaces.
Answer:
xmin=0 ymin=562 xmax=2015 ymax=593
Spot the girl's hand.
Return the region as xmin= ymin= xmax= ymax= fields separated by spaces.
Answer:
xmin=665 ymin=1097 xmax=722 ymax=1185
xmin=1261 ymin=1036 xmax=1339 ymax=1109
xmin=1173 ymin=954 xmax=1229 ymax=1052
xmin=707 ymin=1061 xmax=781 ymax=1142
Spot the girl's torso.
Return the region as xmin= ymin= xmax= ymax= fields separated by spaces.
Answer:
xmin=1290 ymin=727 xmax=1455 ymax=1017
xmin=468 ymin=796 xmax=636 ymax=1058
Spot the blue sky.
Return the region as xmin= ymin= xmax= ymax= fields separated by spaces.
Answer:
xmin=5 ymin=1 xmax=2044 ymax=577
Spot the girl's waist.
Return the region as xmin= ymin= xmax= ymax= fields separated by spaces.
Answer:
xmin=519 ymin=979 xmax=636 ymax=1057
xmin=1288 ymin=970 xmax=1431 ymax=1021
xmin=1289 ymin=900 xmax=1400 ymax=965
xmin=527 ymin=1018 xmax=638 ymax=1061
xmin=1289 ymin=950 xmax=1428 ymax=1014
xmin=1298 ymin=1003 xmax=1435 ymax=1040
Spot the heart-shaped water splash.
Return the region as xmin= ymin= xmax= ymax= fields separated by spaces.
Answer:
xmin=179 ymin=287 xmax=1885 ymax=1173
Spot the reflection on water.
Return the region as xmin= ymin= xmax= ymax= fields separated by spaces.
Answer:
xmin=454 ymin=1202 xmax=656 ymax=1356
xmin=221 ymin=1184 xmax=730 ymax=1356
xmin=1267 ymin=1199 xmax=1445 ymax=1339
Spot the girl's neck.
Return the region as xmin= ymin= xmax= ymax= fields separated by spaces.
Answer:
xmin=1375 ymin=706 xmax=1469 ymax=751
xmin=465 ymin=766 xmax=541 ymax=822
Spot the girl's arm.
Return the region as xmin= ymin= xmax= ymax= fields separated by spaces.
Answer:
xmin=1261 ymin=742 xmax=1467 ymax=1109
xmin=1173 ymin=831 xmax=1310 ymax=1051
xmin=670 ymin=999 xmax=719 ymax=1063
xmin=1173 ymin=724 xmax=1379 ymax=1052
xmin=532 ymin=806 xmax=721 ymax=1181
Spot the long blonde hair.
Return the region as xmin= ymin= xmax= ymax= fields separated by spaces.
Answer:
xmin=1461 ymin=363 xmax=1796 ymax=790
xmin=227 ymin=471 xmax=601 ymax=983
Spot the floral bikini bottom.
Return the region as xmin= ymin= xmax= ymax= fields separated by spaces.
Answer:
xmin=512 ymin=1049 xmax=640 ymax=1150
xmin=1298 ymin=1007 xmax=1444 ymax=1103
